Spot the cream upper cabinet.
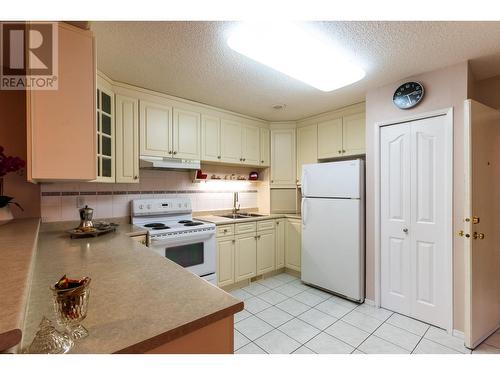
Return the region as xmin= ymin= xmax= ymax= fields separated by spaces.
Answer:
xmin=260 ymin=128 xmax=270 ymax=167
xmin=342 ymin=113 xmax=366 ymax=156
xmin=235 ymin=234 xmax=257 ymax=282
xmin=115 ymin=94 xmax=139 ymax=183
xmin=217 ymin=237 xmax=235 ymax=287
xmin=285 ymin=219 xmax=301 ymax=271
xmin=201 ymin=115 xmax=221 ymax=162
xmin=173 ymin=108 xmax=201 ymax=159
xmin=139 ymin=100 xmax=172 ymax=157
xmin=241 ymin=125 xmax=260 ymax=165
xmin=270 ymin=128 xmax=296 ymax=188
xmin=296 ymin=124 xmax=318 ymax=184
xmin=220 ymin=119 xmax=242 ymax=164
xmin=275 ymin=219 xmax=285 ymax=269
xmin=317 ymin=117 xmax=343 ymax=159
xmin=257 ymin=230 xmax=276 ymax=275
xmin=95 ymin=78 xmax=115 ymax=183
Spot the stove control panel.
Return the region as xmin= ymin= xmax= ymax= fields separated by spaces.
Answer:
xmin=132 ymin=198 xmax=192 ymax=216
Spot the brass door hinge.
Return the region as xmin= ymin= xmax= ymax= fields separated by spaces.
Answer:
xmin=472 ymin=216 xmax=480 ymax=224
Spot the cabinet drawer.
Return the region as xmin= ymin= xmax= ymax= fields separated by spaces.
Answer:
xmin=217 ymin=224 xmax=234 ymax=237
xmin=257 ymin=220 xmax=275 ymax=231
xmin=235 ymin=221 xmax=257 ymax=234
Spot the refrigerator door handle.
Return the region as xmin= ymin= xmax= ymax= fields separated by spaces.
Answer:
xmin=302 ymin=199 xmax=307 ymax=227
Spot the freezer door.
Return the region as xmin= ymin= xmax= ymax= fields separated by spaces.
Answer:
xmin=301 ymin=159 xmax=363 ymax=199
xmin=301 ymin=197 xmax=364 ymax=301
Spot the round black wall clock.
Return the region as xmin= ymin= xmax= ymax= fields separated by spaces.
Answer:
xmin=393 ymin=81 xmax=424 ymax=109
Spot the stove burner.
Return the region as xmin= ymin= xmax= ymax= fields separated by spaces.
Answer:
xmin=144 ymin=223 xmax=170 ymax=230
xmin=184 ymin=222 xmax=203 ymax=227
xmin=178 ymin=220 xmax=193 ymax=224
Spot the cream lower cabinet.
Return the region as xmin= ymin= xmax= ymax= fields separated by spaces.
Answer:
xmin=235 ymin=234 xmax=257 ymax=282
xmin=285 ymin=219 xmax=301 ymax=271
xmin=217 ymin=237 xmax=235 ymax=287
xmin=257 ymin=230 xmax=276 ymax=275
xmin=275 ymin=219 xmax=285 ymax=269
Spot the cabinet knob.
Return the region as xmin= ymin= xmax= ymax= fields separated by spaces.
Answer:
xmin=342 ymin=150 xmax=346 ymax=153
xmin=232 ymin=239 xmax=235 ymax=243
xmin=168 ymin=151 xmax=173 ymax=154
xmin=242 ymin=158 xmax=246 ymax=162
xmin=134 ymin=175 xmax=138 ymax=180
xmin=217 ymin=156 xmax=221 ymax=159
xmin=271 ymin=180 xmax=274 ymax=183
xmin=338 ymin=150 xmax=342 ymax=154
xmin=173 ymin=151 xmax=177 ymax=155
xmin=261 ymin=160 xmax=264 ymax=164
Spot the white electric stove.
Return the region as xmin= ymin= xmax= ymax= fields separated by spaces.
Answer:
xmin=131 ymin=198 xmax=217 ymax=284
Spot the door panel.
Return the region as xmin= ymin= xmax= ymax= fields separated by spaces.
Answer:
xmin=270 ymin=129 xmax=296 ymax=187
xmin=201 ymin=115 xmax=221 ymax=162
xmin=317 ymin=118 xmax=343 ymax=159
xmin=235 ymin=234 xmax=257 ymax=282
xmin=257 ymin=230 xmax=276 ymax=275
xmin=297 ymin=124 xmax=318 ymax=184
xmin=217 ymin=238 xmax=234 ymax=287
xmin=464 ymin=100 xmax=500 ymax=349
xmin=285 ymin=219 xmax=301 ymax=271
xmin=220 ymin=119 xmax=242 ymax=163
xmin=409 ymin=116 xmax=448 ymax=328
xmin=275 ymin=219 xmax=285 ymax=268
xmin=381 ymin=123 xmax=411 ymax=315
xmin=241 ymin=125 xmax=260 ymax=165
xmin=140 ymin=100 xmax=172 ymax=157
xmin=115 ymin=95 xmax=139 ymax=183
xmin=260 ymin=128 xmax=270 ymax=167
xmin=173 ymin=108 xmax=201 ymax=159
xmin=342 ymin=113 xmax=366 ymax=156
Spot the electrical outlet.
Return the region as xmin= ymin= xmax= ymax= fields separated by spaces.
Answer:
xmin=77 ymin=196 xmax=85 ymax=208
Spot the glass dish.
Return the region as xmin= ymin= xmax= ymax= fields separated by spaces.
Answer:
xmin=25 ymin=316 xmax=74 ymax=354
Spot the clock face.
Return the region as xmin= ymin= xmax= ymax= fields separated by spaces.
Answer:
xmin=393 ymin=82 xmax=424 ymax=109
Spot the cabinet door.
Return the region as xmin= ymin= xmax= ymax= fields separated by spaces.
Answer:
xmin=173 ymin=108 xmax=201 ymax=159
xmin=139 ymin=100 xmax=172 ymax=157
xmin=217 ymin=238 xmax=235 ymax=287
xmin=260 ymin=128 xmax=270 ymax=167
xmin=27 ymin=23 xmax=96 ymax=181
xmin=285 ymin=219 xmax=301 ymax=271
xmin=317 ymin=117 xmax=343 ymax=159
xmin=235 ymin=234 xmax=257 ymax=282
xmin=201 ymin=115 xmax=221 ymax=162
xmin=95 ymin=78 xmax=115 ymax=182
xmin=275 ymin=219 xmax=285 ymax=269
xmin=257 ymin=230 xmax=276 ymax=275
xmin=270 ymin=129 xmax=296 ymax=187
xmin=220 ymin=119 xmax=243 ymax=163
xmin=342 ymin=113 xmax=365 ymax=156
xmin=115 ymin=95 xmax=139 ymax=183
xmin=297 ymin=124 xmax=318 ymax=184
xmin=241 ymin=125 xmax=260 ymax=165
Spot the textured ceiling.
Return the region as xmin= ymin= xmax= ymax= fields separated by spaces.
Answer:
xmin=91 ymin=21 xmax=500 ymax=121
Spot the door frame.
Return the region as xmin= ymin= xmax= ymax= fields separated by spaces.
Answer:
xmin=373 ymin=107 xmax=454 ymax=333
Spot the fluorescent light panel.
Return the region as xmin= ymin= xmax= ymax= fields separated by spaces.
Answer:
xmin=227 ymin=22 xmax=365 ymax=92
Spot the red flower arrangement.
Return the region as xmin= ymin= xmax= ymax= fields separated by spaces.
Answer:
xmin=0 ymin=146 xmax=25 ymax=210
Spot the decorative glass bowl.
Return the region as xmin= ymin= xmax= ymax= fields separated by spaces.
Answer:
xmin=51 ymin=278 xmax=91 ymax=340
xmin=26 ymin=316 xmax=74 ymax=354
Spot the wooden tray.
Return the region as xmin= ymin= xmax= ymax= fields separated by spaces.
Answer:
xmin=67 ymin=224 xmax=118 ymax=239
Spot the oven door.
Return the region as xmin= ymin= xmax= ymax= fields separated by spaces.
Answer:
xmin=148 ymin=231 xmax=216 ymax=278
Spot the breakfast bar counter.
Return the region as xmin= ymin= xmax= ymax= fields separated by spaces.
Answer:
xmin=19 ymin=221 xmax=243 ymax=354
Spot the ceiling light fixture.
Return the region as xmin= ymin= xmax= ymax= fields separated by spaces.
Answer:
xmin=227 ymin=22 xmax=366 ymax=92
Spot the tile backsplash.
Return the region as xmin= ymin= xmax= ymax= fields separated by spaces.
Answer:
xmin=40 ymin=169 xmax=261 ymax=222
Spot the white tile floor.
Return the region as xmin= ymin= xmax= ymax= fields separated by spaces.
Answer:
xmin=231 ymin=273 xmax=500 ymax=354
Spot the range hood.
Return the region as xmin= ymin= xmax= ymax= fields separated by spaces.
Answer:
xmin=139 ymin=156 xmax=200 ymax=171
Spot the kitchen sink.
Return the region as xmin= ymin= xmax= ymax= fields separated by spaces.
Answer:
xmin=218 ymin=213 xmax=268 ymax=219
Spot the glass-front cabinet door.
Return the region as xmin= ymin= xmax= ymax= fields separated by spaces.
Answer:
xmin=96 ymin=76 xmax=115 ymax=182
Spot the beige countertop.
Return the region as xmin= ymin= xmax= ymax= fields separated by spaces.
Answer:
xmin=20 ymin=220 xmax=243 ymax=354
xmin=194 ymin=213 xmax=301 ymax=225
xmin=0 ymin=218 xmax=40 ymax=353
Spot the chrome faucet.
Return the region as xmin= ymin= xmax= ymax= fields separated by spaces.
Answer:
xmin=232 ymin=192 xmax=240 ymax=215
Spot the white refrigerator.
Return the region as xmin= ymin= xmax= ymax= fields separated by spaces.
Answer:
xmin=301 ymin=159 xmax=365 ymax=302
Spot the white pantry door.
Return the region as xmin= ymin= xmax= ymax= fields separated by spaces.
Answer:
xmin=464 ymin=100 xmax=500 ymax=349
xmin=380 ymin=113 xmax=451 ymax=329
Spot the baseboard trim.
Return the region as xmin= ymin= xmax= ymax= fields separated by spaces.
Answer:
xmin=364 ymin=298 xmax=376 ymax=306
xmin=452 ymin=329 xmax=464 ymax=340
